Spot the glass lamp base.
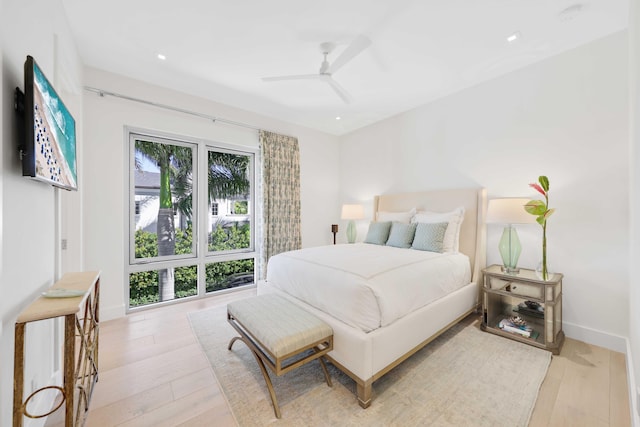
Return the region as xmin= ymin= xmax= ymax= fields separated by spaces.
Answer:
xmin=498 ymin=225 xmax=522 ymax=274
xmin=346 ymin=220 xmax=357 ymax=244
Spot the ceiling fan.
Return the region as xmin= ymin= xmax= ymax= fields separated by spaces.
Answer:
xmin=262 ymin=35 xmax=372 ymax=104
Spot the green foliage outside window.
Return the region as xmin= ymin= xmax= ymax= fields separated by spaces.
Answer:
xmin=129 ymin=224 xmax=253 ymax=307
xmin=208 ymin=222 xmax=250 ymax=251
xmin=233 ymin=200 xmax=248 ymax=214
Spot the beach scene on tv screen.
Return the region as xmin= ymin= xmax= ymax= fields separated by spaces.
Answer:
xmin=32 ymin=62 xmax=77 ymax=189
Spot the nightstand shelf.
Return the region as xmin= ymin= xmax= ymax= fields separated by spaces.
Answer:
xmin=481 ymin=264 xmax=564 ymax=354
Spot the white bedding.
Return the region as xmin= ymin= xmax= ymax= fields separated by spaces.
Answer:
xmin=266 ymin=243 xmax=471 ymax=332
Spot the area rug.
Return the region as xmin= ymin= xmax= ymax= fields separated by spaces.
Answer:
xmin=188 ymin=306 xmax=551 ymax=426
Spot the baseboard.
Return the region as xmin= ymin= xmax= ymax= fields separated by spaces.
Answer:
xmin=627 ymin=339 xmax=640 ymax=427
xmin=563 ymin=321 xmax=627 ymax=353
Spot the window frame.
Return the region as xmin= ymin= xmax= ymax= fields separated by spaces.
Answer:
xmin=205 ymin=145 xmax=256 ymax=257
xmin=125 ymin=127 xmax=258 ymax=313
xmin=128 ymin=132 xmax=198 ymax=265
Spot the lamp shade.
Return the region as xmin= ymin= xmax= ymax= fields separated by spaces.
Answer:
xmin=341 ymin=204 xmax=364 ymax=220
xmin=486 ymin=198 xmax=536 ymax=225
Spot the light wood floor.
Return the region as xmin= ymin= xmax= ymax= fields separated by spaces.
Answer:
xmin=45 ymin=287 xmax=631 ymax=427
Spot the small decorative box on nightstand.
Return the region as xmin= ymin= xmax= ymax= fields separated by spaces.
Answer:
xmin=480 ymin=264 xmax=564 ymax=354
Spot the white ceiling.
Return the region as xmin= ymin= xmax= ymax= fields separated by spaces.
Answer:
xmin=61 ymin=0 xmax=629 ymax=136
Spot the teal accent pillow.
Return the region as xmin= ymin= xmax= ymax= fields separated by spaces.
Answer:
xmin=386 ymin=222 xmax=417 ymax=249
xmin=364 ymin=222 xmax=392 ymax=245
xmin=411 ymin=222 xmax=448 ymax=253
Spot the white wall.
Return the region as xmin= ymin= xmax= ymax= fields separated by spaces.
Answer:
xmin=629 ymin=0 xmax=640 ymax=422
xmin=0 ymin=0 xmax=83 ymax=426
xmin=82 ymin=67 xmax=341 ymax=321
xmin=340 ymin=32 xmax=629 ymax=351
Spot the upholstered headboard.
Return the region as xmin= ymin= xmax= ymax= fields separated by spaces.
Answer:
xmin=373 ymin=188 xmax=487 ymax=284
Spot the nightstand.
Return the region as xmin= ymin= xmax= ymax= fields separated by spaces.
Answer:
xmin=480 ymin=264 xmax=564 ymax=354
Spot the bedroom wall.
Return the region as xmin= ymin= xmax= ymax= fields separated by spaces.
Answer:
xmin=339 ymin=31 xmax=629 ymax=352
xmin=0 ymin=0 xmax=83 ymax=426
xmin=629 ymin=0 xmax=640 ymax=421
xmin=82 ymin=67 xmax=341 ymax=321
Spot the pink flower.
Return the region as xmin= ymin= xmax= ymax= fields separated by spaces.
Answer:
xmin=529 ymin=183 xmax=546 ymax=196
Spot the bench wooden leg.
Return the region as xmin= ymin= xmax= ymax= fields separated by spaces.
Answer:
xmin=228 ymin=336 xmax=282 ymax=419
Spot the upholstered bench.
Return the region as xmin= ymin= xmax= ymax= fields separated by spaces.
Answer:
xmin=227 ymin=294 xmax=334 ymax=418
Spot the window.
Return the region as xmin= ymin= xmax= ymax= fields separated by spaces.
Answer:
xmin=207 ymin=149 xmax=253 ymax=256
xmin=127 ymin=130 xmax=256 ymax=310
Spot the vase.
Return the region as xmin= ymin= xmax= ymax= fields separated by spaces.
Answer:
xmin=536 ymin=222 xmax=551 ymax=280
xmin=535 ymin=261 xmax=553 ymax=281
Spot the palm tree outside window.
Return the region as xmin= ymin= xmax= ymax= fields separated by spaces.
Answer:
xmin=128 ymin=131 xmax=256 ymax=310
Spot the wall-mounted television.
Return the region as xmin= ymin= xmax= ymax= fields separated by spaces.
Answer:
xmin=21 ymin=55 xmax=77 ymax=191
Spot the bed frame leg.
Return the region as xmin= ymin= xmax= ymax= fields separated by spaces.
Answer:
xmin=357 ymin=380 xmax=372 ymax=408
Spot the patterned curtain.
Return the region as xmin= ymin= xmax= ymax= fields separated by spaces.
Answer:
xmin=258 ymin=130 xmax=301 ymax=279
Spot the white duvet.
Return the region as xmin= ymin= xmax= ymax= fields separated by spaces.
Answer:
xmin=266 ymin=243 xmax=471 ymax=332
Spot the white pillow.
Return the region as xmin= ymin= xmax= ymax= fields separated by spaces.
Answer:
xmin=412 ymin=207 xmax=465 ymax=253
xmin=376 ymin=208 xmax=416 ymax=224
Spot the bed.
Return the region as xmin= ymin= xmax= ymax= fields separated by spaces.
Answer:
xmin=257 ymin=188 xmax=486 ymax=408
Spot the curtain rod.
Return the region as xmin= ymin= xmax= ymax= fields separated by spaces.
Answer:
xmin=84 ymin=86 xmax=261 ymax=132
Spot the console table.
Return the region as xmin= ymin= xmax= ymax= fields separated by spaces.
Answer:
xmin=13 ymin=271 xmax=100 ymax=427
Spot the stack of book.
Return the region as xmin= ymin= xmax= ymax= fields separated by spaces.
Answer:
xmin=498 ymin=317 xmax=534 ymax=338
xmin=514 ymin=301 xmax=544 ymax=319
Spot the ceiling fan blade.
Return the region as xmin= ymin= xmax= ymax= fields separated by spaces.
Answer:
xmin=322 ymin=76 xmax=352 ymax=104
xmin=328 ymin=35 xmax=372 ymax=74
xmin=262 ymin=74 xmax=320 ymax=82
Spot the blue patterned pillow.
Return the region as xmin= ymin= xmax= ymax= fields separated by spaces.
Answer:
xmin=386 ymin=222 xmax=417 ymax=249
xmin=364 ymin=222 xmax=392 ymax=245
xmin=411 ymin=222 xmax=448 ymax=253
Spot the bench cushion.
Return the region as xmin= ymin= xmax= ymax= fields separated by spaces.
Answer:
xmin=227 ymin=294 xmax=333 ymax=358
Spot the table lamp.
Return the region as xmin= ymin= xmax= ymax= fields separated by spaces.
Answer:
xmin=486 ymin=198 xmax=536 ymax=273
xmin=341 ymin=204 xmax=364 ymax=244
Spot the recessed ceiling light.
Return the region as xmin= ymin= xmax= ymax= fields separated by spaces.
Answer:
xmin=507 ymin=32 xmax=521 ymax=44
xmin=157 ymin=53 xmax=167 ymax=60
xmin=335 ymin=116 xmax=341 ymax=120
